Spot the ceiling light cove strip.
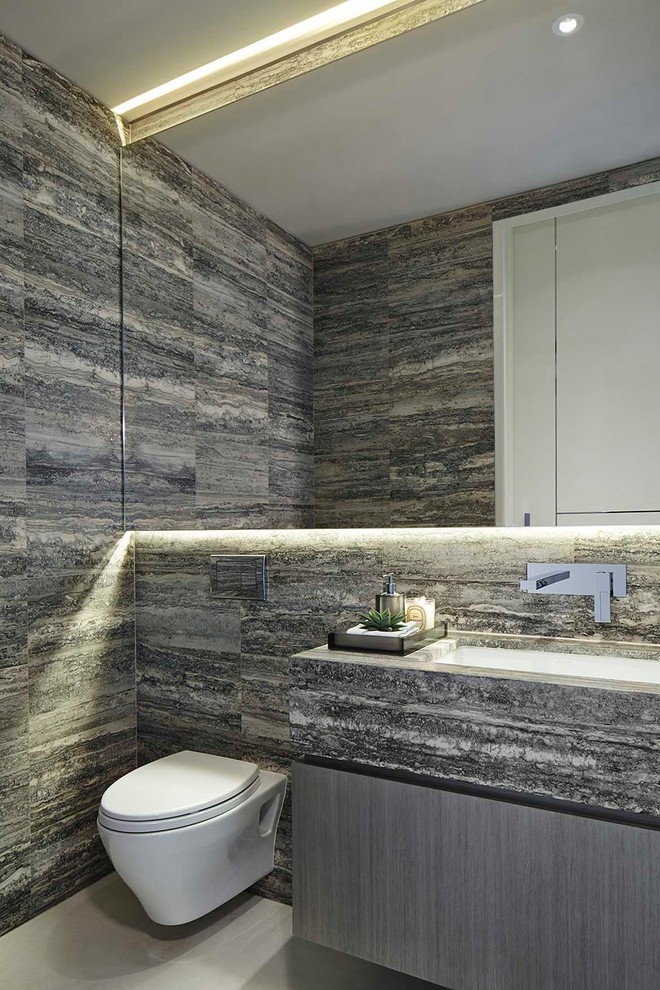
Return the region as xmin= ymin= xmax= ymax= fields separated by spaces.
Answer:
xmin=116 ymin=0 xmax=484 ymax=145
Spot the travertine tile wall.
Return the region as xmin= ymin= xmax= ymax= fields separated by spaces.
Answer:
xmin=0 ymin=31 xmax=315 ymax=934
xmin=133 ymin=524 xmax=660 ymax=904
xmin=3 ymin=22 xmax=660 ymax=940
xmin=121 ymin=141 xmax=314 ymax=530
xmin=0 ymin=34 xmax=135 ymax=936
xmin=312 ymin=156 xmax=660 ymax=527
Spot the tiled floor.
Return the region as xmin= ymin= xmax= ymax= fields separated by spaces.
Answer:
xmin=0 ymin=874 xmax=437 ymax=990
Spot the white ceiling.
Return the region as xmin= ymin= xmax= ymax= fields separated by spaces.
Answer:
xmin=2 ymin=0 xmax=659 ymax=244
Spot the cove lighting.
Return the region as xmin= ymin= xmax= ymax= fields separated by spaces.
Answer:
xmin=111 ymin=0 xmax=485 ymax=144
xmin=113 ymin=1 xmax=409 ymax=116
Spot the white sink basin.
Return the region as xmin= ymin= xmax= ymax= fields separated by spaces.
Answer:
xmin=434 ymin=645 xmax=660 ymax=687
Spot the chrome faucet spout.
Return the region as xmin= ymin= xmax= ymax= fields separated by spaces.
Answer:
xmin=518 ymin=562 xmax=627 ymax=625
xmin=520 ymin=570 xmax=571 ymax=593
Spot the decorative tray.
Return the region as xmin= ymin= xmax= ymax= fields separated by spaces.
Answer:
xmin=328 ymin=622 xmax=447 ymax=655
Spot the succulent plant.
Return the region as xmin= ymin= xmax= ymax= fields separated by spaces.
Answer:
xmin=358 ymin=607 xmax=408 ymax=632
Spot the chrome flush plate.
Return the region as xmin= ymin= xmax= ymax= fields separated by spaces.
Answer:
xmin=210 ymin=554 xmax=268 ymax=601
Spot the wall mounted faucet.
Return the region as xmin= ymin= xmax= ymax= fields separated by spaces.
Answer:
xmin=519 ymin=563 xmax=627 ymax=624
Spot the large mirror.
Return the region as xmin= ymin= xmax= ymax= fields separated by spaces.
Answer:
xmin=118 ymin=0 xmax=660 ymax=530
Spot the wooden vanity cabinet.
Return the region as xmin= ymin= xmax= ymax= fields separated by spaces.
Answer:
xmin=293 ymin=761 xmax=660 ymax=990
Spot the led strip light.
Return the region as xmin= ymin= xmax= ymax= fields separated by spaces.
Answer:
xmin=112 ymin=0 xmax=485 ymax=144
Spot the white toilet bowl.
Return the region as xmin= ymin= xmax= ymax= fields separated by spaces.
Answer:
xmin=97 ymin=750 xmax=287 ymax=925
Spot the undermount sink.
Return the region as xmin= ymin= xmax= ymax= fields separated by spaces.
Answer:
xmin=431 ymin=644 xmax=660 ymax=687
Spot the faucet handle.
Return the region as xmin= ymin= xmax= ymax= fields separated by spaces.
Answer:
xmin=593 ymin=571 xmax=613 ymax=624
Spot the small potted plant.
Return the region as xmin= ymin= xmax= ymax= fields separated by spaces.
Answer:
xmin=357 ymin=607 xmax=408 ymax=633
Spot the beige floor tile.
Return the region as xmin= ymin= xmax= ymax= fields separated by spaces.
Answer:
xmin=0 ymin=874 xmax=437 ymax=990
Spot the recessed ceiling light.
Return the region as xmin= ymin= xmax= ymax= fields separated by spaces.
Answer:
xmin=552 ymin=13 xmax=585 ymax=36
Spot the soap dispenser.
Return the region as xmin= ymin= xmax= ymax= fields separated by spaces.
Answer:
xmin=375 ymin=574 xmax=406 ymax=615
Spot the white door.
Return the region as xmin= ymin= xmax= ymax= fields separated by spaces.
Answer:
xmin=555 ymin=195 xmax=660 ymax=519
xmin=504 ymin=188 xmax=660 ymax=525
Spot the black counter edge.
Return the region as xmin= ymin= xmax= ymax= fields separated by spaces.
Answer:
xmin=295 ymin=755 xmax=660 ymax=832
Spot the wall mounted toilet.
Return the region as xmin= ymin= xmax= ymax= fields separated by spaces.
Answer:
xmin=98 ymin=750 xmax=287 ymax=925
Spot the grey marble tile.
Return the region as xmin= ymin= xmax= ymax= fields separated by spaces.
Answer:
xmin=22 ymin=57 xmax=119 ymax=244
xmin=137 ymin=704 xmax=242 ymax=767
xmin=269 ymin=443 xmax=313 ymax=514
xmin=24 ymin=204 xmax=119 ymax=310
xmin=27 ymin=534 xmax=135 ymax=776
xmin=266 ymin=221 xmax=313 ymax=326
xmin=266 ymin=255 xmax=313 ymax=519
xmin=314 ymin=310 xmax=390 ymax=389
xmin=25 ymin=502 xmax=124 ymax=581
xmin=314 ymin=380 xmax=388 ymax=457
xmin=24 ymin=305 xmax=122 ymax=494
xmin=28 ymin=606 xmax=134 ymax=721
xmin=268 ymin=506 xmax=315 ymax=528
xmin=268 ymin=291 xmax=314 ymax=364
xmin=389 ymin=254 xmax=493 ymax=323
xmin=122 ymin=244 xmax=196 ymax=523
xmin=0 ymin=33 xmax=138 ymax=935
xmin=123 ymin=248 xmax=194 ymax=337
xmin=380 ymin=529 xmax=576 ymax=636
xmin=314 ymin=228 xmax=388 ymax=267
xmin=138 ymin=643 xmax=240 ymax=728
xmin=312 ymin=160 xmax=660 ymax=526
xmin=269 ymin=396 xmax=313 ymax=457
xmin=389 ymin=380 xmax=493 ymax=457
xmin=135 ymin=559 xmax=241 ymax=729
xmin=314 ymin=499 xmax=391 ymax=529
xmin=0 ymin=321 xmax=25 ymax=448
xmin=0 ymin=595 xmax=27 ymax=671
xmin=193 ymin=270 xmax=267 ymax=350
xmin=389 ymin=217 xmax=492 ymax=274
xmin=608 ymin=155 xmax=660 ymax=192
xmin=291 ymin=651 xmax=660 ymax=816
xmin=389 ymin=464 xmax=495 ymax=528
xmin=315 ymin=454 xmax=391 ymax=527
xmin=0 ymin=664 xmax=28 ymax=771
xmin=29 ymin=715 xmax=135 ymax=915
xmin=389 ymin=203 xmax=493 ymax=246
xmin=492 ymin=170 xmax=611 ymax=221
xmin=120 ymin=139 xmax=313 ymax=536
xmin=0 ymin=128 xmax=24 ymax=402
xmin=196 ymin=342 xmax=268 ymax=439
xmin=191 ymin=170 xmax=266 ymax=300
xmin=0 ymin=758 xmax=30 ymax=934
xmin=121 ymin=141 xmax=193 ymax=281
xmin=268 ymin=342 xmax=313 ymax=444
xmin=240 ymin=609 xmax=333 ymax=666
xmin=314 ymin=238 xmax=387 ymax=308
xmin=195 ymin=437 xmax=269 ymax=506
xmin=0 ymin=34 xmax=23 ymax=172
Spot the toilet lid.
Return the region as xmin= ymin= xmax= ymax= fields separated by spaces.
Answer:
xmin=100 ymin=751 xmax=260 ymax=822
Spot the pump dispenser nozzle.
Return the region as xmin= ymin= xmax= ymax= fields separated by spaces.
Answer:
xmin=375 ymin=574 xmax=405 ymax=615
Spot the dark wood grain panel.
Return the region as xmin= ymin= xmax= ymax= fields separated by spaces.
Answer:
xmin=293 ymin=762 xmax=660 ymax=990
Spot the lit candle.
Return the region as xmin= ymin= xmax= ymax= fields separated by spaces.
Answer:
xmin=406 ymin=596 xmax=435 ymax=631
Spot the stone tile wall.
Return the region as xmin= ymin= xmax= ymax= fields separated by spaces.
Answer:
xmin=134 ymin=524 xmax=660 ymax=904
xmin=121 ymin=142 xmax=314 ymax=530
xmin=313 ymin=157 xmax=660 ymax=527
xmin=0 ymin=34 xmax=135 ymax=936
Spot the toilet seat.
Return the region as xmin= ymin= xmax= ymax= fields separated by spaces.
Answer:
xmin=98 ymin=751 xmax=261 ymax=834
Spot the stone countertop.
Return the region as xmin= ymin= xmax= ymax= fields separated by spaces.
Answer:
xmin=290 ymin=630 xmax=660 ymax=817
xmin=294 ymin=629 xmax=660 ymax=693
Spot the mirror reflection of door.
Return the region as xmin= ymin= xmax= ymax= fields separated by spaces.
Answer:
xmin=497 ymin=185 xmax=660 ymax=526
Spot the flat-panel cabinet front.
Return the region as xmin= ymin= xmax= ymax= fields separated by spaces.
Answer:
xmin=293 ymin=762 xmax=660 ymax=990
